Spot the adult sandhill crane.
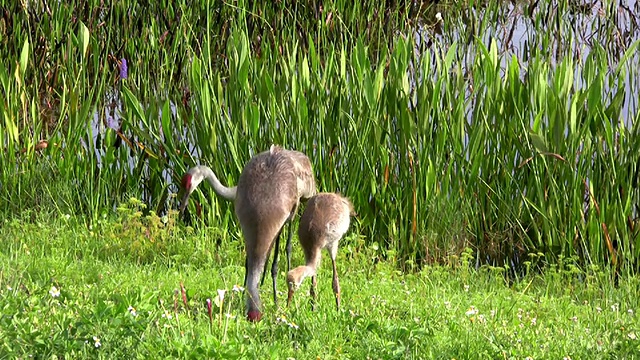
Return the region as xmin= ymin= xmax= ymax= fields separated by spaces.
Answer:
xmin=287 ymin=193 xmax=353 ymax=311
xmin=179 ymin=145 xmax=316 ymax=321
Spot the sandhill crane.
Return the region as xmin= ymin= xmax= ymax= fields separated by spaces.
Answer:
xmin=287 ymin=193 xmax=353 ymax=311
xmin=179 ymin=145 xmax=316 ymax=321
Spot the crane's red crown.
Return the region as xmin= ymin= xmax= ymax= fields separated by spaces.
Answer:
xmin=181 ymin=173 xmax=193 ymax=190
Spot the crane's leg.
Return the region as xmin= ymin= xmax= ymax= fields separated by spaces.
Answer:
xmin=286 ymin=219 xmax=294 ymax=272
xmin=260 ymin=256 xmax=269 ymax=286
xmin=244 ymin=257 xmax=248 ymax=288
xmin=261 ymin=228 xmax=282 ymax=286
xmin=310 ymin=275 xmax=318 ymax=311
xmin=245 ymin=242 xmax=269 ymax=322
xmin=286 ymin=203 xmax=299 ymax=272
xmin=270 ymin=231 xmax=282 ymax=306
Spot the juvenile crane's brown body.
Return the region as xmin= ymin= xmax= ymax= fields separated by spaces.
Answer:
xmin=287 ymin=193 xmax=353 ymax=311
xmin=179 ymin=145 xmax=316 ymax=321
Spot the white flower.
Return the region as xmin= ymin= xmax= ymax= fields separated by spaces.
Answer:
xmin=128 ymin=306 xmax=137 ymax=317
xmin=531 ymin=317 xmax=537 ymax=326
xmin=628 ymin=333 xmax=637 ymax=340
xmin=596 ymin=307 xmax=602 ymax=313
xmin=63 ymin=214 xmax=71 ymax=220
xmin=465 ymin=306 xmax=478 ymax=316
xmin=444 ymin=301 xmax=451 ymax=309
xmin=435 ymin=12 xmax=442 ymax=22
xmin=490 ymin=309 xmax=496 ymax=317
xmin=464 ymin=284 xmax=469 ymax=292
xmin=93 ymin=336 xmax=101 ymax=348
xmin=49 ymin=286 xmax=60 ymax=298
xmin=232 ymin=284 xmax=244 ymax=293
xmin=628 ymin=309 xmax=634 ymax=315
xmin=214 ymin=289 xmax=226 ymax=307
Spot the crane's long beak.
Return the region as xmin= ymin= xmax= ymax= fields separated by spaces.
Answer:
xmin=178 ymin=191 xmax=191 ymax=213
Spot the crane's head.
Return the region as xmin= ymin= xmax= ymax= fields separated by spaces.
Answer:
xmin=178 ymin=166 xmax=204 ymax=212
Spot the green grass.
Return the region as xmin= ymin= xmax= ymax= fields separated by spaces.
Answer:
xmin=1 ymin=208 xmax=639 ymax=358
xmin=2 ymin=1 xmax=640 ymax=269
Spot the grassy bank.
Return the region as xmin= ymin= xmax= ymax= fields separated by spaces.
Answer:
xmin=1 ymin=212 xmax=639 ymax=358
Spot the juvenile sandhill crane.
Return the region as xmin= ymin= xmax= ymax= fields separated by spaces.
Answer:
xmin=179 ymin=145 xmax=316 ymax=321
xmin=287 ymin=193 xmax=353 ymax=311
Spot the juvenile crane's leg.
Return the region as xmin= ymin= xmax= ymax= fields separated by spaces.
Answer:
xmin=331 ymin=255 xmax=341 ymax=310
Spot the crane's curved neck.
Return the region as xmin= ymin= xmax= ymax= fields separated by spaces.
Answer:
xmin=202 ymin=167 xmax=237 ymax=201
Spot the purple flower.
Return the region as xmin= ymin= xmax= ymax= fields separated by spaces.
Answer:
xmin=206 ymin=298 xmax=213 ymax=324
xmin=120 ymin=58 xmax=128 ymax=79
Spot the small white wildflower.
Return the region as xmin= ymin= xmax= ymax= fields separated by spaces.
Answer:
xmin=465 ymin=306 xmax=478 ymax=316
xmin=225 ymin=313 xmax=236 ymax=319
xmin=444 ymin=301 xmax=451 ymax=309
xmin=6 ymin=286 xmax=12 ymax=291
xmin=92 ymin=336 xmax=101 ymax=348
xmin=477 ymin=314 xmax=486 ymax=323
xmin=628 ymin=332 xmax=637 ymax=340
xmin=232 ymin=284 xmax=244 ymax=293
xmin=628 ymin=309 xmax=634 ymax=315
xmin=490 ymin=309 xmax=496 ymax=317
xmin=435 ymin=12 xmax=442 ymax=22
xmin=596 ymin=306 xmax=602 ymax=313
xmin=63 ymin=214 xmax=71 ymax=220
xmin=525 ymin=357 xmax=534 ymax=360
xmin=161 ymin=215 xmax=168 ymax=224
xmin=570 ymin=316 xmax=578 ymax=323
xmin=214 ymin=289 xmax=226 ymax=307
xmin=531 ymin=317 xmax=537 ymax=326
xmin=161 ymin=311 xmax=172 ymax=320
xmin=564 ymin=356 xmax=572 ymax=360
xmin=127 ymin=306 xmax=137 ymax=317
xmin=611 ymin=303 xmax=619 ymax=312
xmin=288 ymin=321 xmax=299 ymax=329
xmin=49 ymin=286 xmax=60 ymax=298
xmin=464 ymin=284 xmax=469 ymax=292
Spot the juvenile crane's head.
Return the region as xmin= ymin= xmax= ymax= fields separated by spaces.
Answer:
xmin=286 ymin=266 xmax=316 ymax=306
